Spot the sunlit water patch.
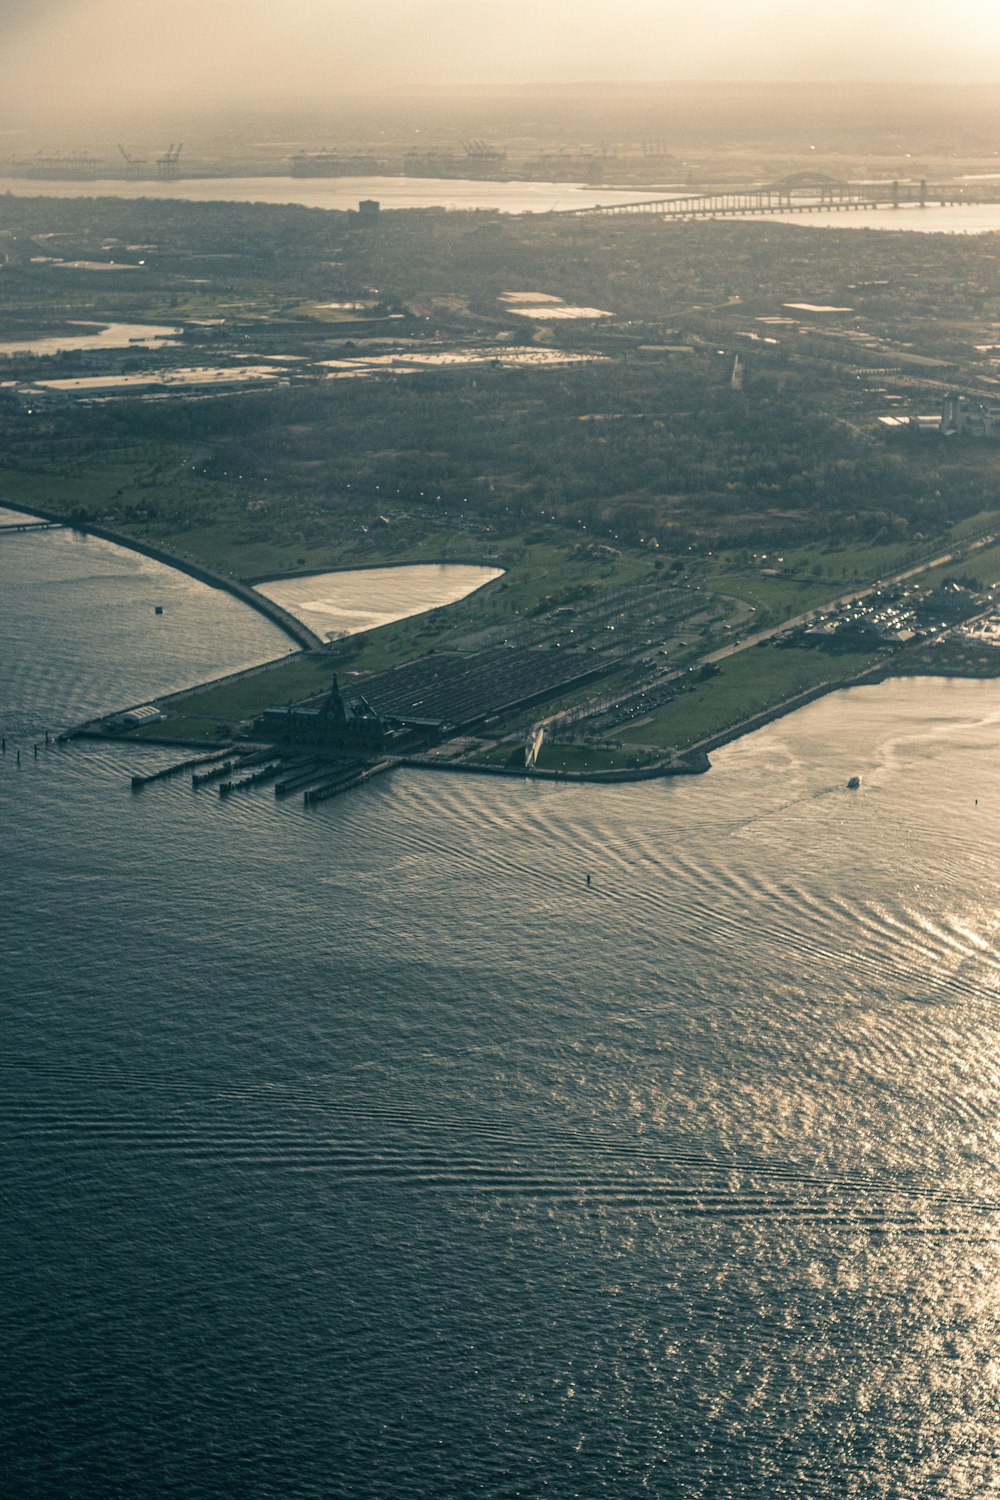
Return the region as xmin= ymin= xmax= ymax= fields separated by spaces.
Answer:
xmin=5 ymin=178 xmax=1000 ymax=232
xmin=0 ymin=320 xmax=180 ymax=357
xmin=753 ymin=201 xmax=1000 ymax=234
xmin=8 ymin=531 xmax=1000 ymax=1496
xmin=0 ymin=175 xmax=673 ymax=215
xmin=253 ymin=562 xmax=504 ymax=639
xmin=320 ymin=346 xmax=603 ymax=379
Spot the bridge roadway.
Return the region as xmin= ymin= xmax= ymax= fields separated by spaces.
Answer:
xmin=562 ymin=182 xmax=974 ymax=219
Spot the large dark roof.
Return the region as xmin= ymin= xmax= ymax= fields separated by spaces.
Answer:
xmin=349 ymin=644 xmax=613 ymax=732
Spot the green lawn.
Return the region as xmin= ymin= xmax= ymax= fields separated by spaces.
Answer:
xmin=700 ymin=567 xmax=826 ymax=621
xmin=131 ymin=715 xmax=238 ymax=744
xmin=697 ymin=528 xmax=977 ymax=625
xmin=535 ymin=742 xmax=659 ymax=773
xmin=467 ymin=741 xmax=658 ymax=774
xmin=621 ymin=643 xmax=881 ymax=751
xmin=139 ymin=655 xmax=337 ymax=742
xmin=916 ymin=541 xmax=1000 ymax=594
xmin=950 ymin=509 xmax=1000 ymax=543
xmin=774 ymin=536 xmax=935 ymax=586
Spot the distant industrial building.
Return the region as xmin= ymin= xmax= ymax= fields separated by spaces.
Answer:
xmin=880 ymin=392 xmax=1000 ymax=437
xmin=6 ymin=365 xmax=289 ymax=406
xmin=940 ymin=393 xmax=1000 ymax=437
xmin=116 ymin=705 xmax=165 ymax=729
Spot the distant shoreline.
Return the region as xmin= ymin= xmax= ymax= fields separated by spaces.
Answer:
xmin=0 ymin=177 xmax=998 ymax=232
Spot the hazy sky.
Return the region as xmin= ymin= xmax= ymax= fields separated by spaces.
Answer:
xmin=2 ymin=0 xmax=999 ymax=115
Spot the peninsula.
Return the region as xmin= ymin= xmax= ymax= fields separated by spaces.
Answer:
xmin=5 ymin=184 xmax=1000 ymax=782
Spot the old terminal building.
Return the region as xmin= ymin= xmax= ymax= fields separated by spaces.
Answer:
xmin=254 ymin=678 xmax=437 ymax=755
xmin=254 ymin=647 xmax=613 ymax=759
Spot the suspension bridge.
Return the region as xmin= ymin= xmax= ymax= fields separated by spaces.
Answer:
xmin=562 ymin=174 xmax=975 ymax=219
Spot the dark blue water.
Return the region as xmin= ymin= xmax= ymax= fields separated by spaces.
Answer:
xmin=5 ymin=528 xmax=1000 ymax=1498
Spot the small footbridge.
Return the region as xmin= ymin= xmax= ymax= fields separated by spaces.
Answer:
xmin=563 ymin=174 xmax=969 ymax=219
xmin=0 ymin=519 xmax=65 ymax=535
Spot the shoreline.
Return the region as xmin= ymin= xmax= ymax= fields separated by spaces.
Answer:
xmin=14 ymin=499 xmax=997 ymax=782
xmin=72 ymin=657 xmax=962 ymax=784
xmin=0 ymin=498 xmax=325 ymax=651
xmin=245 ymin=558 xmax=505 ymax=584
xmin=398 ymin=657 xmax=999 ymax=781
xmin=673 ymin=660 xmax=892 ymax=769
xmin=0 ymin=178 xmax=997 ymax=233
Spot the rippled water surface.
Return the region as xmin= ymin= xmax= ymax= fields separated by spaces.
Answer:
xmin=0 ymin=523 xmax=292 ymax=737
xmin=1 ymin=177 xmax=998 ymax=232
xmin=5 ymin=530 xmax=1000 ymax=1498
xmin=0 ymin=175 xmax=669 ymax=215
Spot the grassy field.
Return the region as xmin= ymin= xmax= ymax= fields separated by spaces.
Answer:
xmin=696 ymin=531 xmax=975 ymax=625
xmin=135 ymin=655 xmax=337 ymax=741
xmin=684 ymin=522 xmax=1000 ymax=643
xmin=774 ymin=536 xmax=936 ymax=586
xmin=12 ymin=430 xmax=996 ymax=762
xmin=131 ymin=715 xmax=242 ymax=744
xmin=0 ymin=447 xmax=203 ymax=515
xmin=916 ymin=540 xmax=1000 ymax=594
xmin=620 ymin=643 xmax=882 ymax=752
xmin=535 ymin=742 xmax=660 ymax=773
xmin=949 ymin=509 xmax=1000 ymax=543
xmin=467 ymin=740 xmax=659 ymax=773
xmin=699 ymin=566 xmax=827 ymax=622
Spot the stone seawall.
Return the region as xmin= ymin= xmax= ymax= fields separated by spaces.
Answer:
xmin=686 ymin=664 xmax=888 ymax=763
xmin=0 ymin=499 xmax=324 ymax=651
xmin=400 ymin=755 xmax=705 ymax=785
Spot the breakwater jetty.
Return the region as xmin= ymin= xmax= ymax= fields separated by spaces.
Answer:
xmin=303 ymin=757 xmax=395 ymax=805
xmin=131 ymin=747 xmax=232 ymax=790
xmin=0 ymin=498 xmax=324 ymax=651
xmin=126 ymin=748 xmax=397 ymax=810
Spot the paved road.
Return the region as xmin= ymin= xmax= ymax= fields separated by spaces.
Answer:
xmin=538 ymin=526 xmax=998 ymax=738
xmin=703 ymin=530 xmax=997 ymax=665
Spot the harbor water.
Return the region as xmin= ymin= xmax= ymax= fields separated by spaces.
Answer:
xmin=3 ymin=175 xmax=1000 ymax=230
xmin=5 ymin=527 xmax=1000 ymax=1497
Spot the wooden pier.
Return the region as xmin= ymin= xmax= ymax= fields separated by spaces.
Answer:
xmin=218 ymin=761 xmax=284 ymax=795
xmin=303 ymin=758 xmax=395 ymax=805
xmin=127 ymin=746 xmax=396 ymax=810
xmin=131 ymin=747 xmax=232 ymax=790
